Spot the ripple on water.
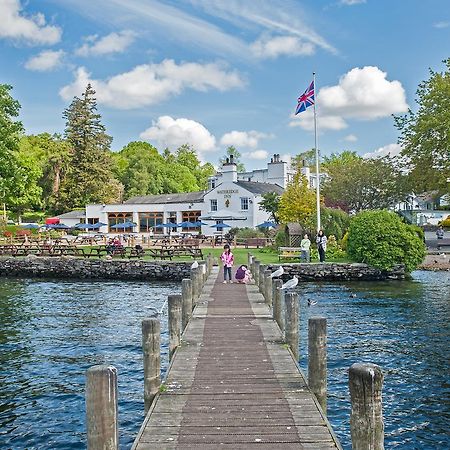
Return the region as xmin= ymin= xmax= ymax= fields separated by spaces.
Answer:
xmin=0 ymin=278 xmax=177 ymax=449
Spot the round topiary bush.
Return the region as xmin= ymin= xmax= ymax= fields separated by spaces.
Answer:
xmin=347 ymin=210 xmax=426 ymax=272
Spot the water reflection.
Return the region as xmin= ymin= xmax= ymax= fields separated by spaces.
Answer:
xmin=0 ymin=278 xmax=177 ymax=449
xmin=296 ymin=270 xmax=450 ymax=449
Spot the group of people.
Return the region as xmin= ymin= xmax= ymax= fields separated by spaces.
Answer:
xmin=300 ymin=230 xmax=328 ymax=263
xmin=219 ymin=229 xmax=329 ymax=284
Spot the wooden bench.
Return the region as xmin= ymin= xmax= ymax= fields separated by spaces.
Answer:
xmin=278 ymin=246 xmax=301 ymax=261
xmin=244 ymin=238 xmax=269 ymax=248
xmin=128 ymin=247 xmax=145 ymax=259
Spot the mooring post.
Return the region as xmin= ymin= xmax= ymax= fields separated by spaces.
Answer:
xmin=86 ymin=365 xmax=119 ymax=450
xmin=254 ymin=260 xmax=260 ymax=286
xmin=308 ymin=316 xmax=327 ymax=414
xmin=259 ymin=264 xmax=266 ymax=293
xmin=142 ymin=318 xmax=161 ymax=413
xmin=264 ymin=269 xmax=272 ymax=306
xmin=168 ymin=294 xmax=182 ymax=360
xmin=200 ymin=262 xmax=207 ymax=283
xmin=272 ymin=279 xmax=283 ymax=331
xmin=284 ymin=292 xmax=299 ymax=361
xmin=190 ymin=267 xmax=198 ymax=303
xmin=181 ymin=278 xmax=193 ymax=329
xmin=197 ymin=264 xmax=203 ymax=295
xmin=247 ymin=252 xmax=252 ymax=267
xmin=349 ymin=363 xmax=384 ymax=450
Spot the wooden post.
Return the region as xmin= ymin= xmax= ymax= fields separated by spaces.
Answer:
xmin=86 ymin=365 xmax=118 ymax=450
xmin=349 ymin=363 xmax=384 ymax=450
xmin=258 ymin=264 xmax=266 ymax=293
xmin=200 ymin=262 xmax=207 ymax=283
xmin=142 ymin=318 xmax=161 ymax=413
xmin=190 ymin=267 xmax=198 ymax=303
xmin=254 ymin=260 xmax=260 ymax=286
xmin=308 ymin=316 xmax=327 ymax=414
xmin=168 ymin=294 xmax=182 ymax=360
xmin=182 ymin=278 xmax=193 ymax=329
xmin=264 ymin=269 xmax=272 ymax=306
xmin=196 ymin=265 xmax=203 ymax=295
xmin=247 ymin=252 xmax=252 ymax=267
xmin=272 ymin=279 xmax=283 ymax=331
xmin=284 ymin=292 xmax=299 ymax=361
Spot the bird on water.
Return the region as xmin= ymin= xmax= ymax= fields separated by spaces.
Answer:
xmin=271 ymin=266 xmax=284 ymax=278
xmin=280 ymin=275 xmax=298 ymax=291
xmin=307 ymin=299 xmax=317 ymax=306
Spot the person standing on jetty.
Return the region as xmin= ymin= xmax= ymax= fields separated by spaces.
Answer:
xmin=300 ymin=233 xmax=311 ymax=262
xmin=436 ymin=225 xmax=445 ymax=240
xmin=316 ymin=230 xmax=327 ymax=263
xmin=220 ymin=244 xmax=234 ymax=283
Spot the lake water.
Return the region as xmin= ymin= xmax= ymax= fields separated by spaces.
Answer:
xmin=0 ymin=271 xmax=449 ymax=449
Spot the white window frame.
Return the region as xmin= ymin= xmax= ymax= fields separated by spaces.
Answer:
xmin=210 ymin=199 xmax=218 ymax=211
xmin=240 ymin=197 xmax=249 ymax=211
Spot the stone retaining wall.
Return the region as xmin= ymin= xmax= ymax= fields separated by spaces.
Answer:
xmin=0 ymin=256 xmax=192 ymax=281
xmin=264 ymin=262 xmax=406 ymax=281
xmin=0 ymin=256 xmax=406 ymax=282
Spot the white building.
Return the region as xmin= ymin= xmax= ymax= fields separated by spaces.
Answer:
xmin=85 ymin=154 xmax=286 ymax=235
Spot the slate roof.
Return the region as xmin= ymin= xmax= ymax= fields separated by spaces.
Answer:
xmin=57 ymin=210 xmax=86 ymax=219
xmin=235 ymin=181 xmax=284 ymax=195
xmin=124 ymin=191 xmax=205 ymax=205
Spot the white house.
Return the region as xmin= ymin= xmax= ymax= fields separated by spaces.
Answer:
xmin=85 ymin=154 xmax=285 ymax=235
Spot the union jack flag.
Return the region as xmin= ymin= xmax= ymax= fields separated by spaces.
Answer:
xmin=295 ymin=80 xmax=315 ymax=115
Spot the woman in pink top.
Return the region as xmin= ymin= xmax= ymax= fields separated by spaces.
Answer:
xmin=220 ymin=244 xmax=234 ymax=283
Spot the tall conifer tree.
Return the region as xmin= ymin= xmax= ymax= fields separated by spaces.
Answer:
xmin=58 ymin=84 xmax=121 ymax=210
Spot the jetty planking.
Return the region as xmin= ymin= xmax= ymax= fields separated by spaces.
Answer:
xmin=132 ymin=266 xmax=341 ymax=449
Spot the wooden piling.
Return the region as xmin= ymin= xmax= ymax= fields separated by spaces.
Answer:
xmin=284 ymin=292 xmax=299 ymax=361
xmin=308 ymin=316 xmax=327 ymax=414
xmin=181 ymin=279 xmax=193 ymax=330
xmin=264 ymin=269 xmax=272 ymax=306
xmin=86 ymin=365 xmax=118 ymax=450
xmin=168 ymin=294 xmax=182 ymax=360
xmin=254 ymin=260 xmax=260 ymax=286
xmin=142 ymin=318 xmax=161 ymax=413
xmin=349 ymin=363 xmax=384 ymax=450
xmin=190 ymin=267 xmax=199 ymax=303
xmin=272 ymin=278 xmax=283 ymax=331
xmin=258 ymin=264 xmax=266 ymax=293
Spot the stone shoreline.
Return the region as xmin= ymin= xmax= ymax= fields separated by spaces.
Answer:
xmin=0 ymin=256 xmax=408 ymax=281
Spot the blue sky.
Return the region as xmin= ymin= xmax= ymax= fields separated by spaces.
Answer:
xmin=1 ymin=0 xmax=449 ymax=170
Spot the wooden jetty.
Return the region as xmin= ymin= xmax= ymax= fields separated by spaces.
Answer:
xmin=132 ymin=266 xmax=341 ymax=449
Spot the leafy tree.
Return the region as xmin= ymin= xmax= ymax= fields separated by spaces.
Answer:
xmin=320 ymin=207 xmax=350 ymax=241
xmin=259 ymin=192 xmax=281 ymax=223
xmin=394 ymin=58 xmax=450 ymax=198
xmin=220 ymin=146 xmax=245 ymax=172
xmin=278 ymin=172 xmax=318 ymax=226
xmin=347 ymin=210 xmax=426 ymax=272
xmin=19 ymin=133 xmax=72 ymax=212
xmin=58 ymin=84 xmax=122 ymax=211
xmin=321 ymin=151 xmax=408 ymax=212
xmin=0 ymin=84 xmax=43 ymax=221
xmin=291 ymin=149 xmax=316 ymax=170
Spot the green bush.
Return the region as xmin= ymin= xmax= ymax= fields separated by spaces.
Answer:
xmin=275 ymin=230 xmax=287 ymax=248
xmin=321 ymin=207 xmax=350 ymax=241
xmin=439 ymin=215 xmax=450 ymax=228
xmin=235 ymin=227 xmax=265 ymax=239
xmin=347 ymin=210 xmax=426 ymax=272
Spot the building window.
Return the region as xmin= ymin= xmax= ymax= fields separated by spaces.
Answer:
xmin=167 ymin=212 xmax=177 ymax=224
xmin=210 ymin=199 xmax=218 ymax=211
xmin=139 ymin=212 xmax=163 ymax=234
xmin=182 ymin=210 xmax=201 ymax=232
xmin=108 ymin=212 xmax=133 ymax=233
xmin=87 ymin=217 xmax=99 ymax=224
xmin=241 ymin=197 xmax=249 ymax=210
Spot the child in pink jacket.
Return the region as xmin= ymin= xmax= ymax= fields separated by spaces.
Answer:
xmin=220 ymin=244 xmax=234 ymax=283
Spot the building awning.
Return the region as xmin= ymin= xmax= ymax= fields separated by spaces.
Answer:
xmin=199 ymin=210 xmax=247 ymax=220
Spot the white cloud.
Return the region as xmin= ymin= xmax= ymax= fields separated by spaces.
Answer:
xmin=340 ymin=0 xmax=366 ymax=5
xmin=76 ymin=30 xmax=136 ymax=56
xmin=59 ymin=60 xmax=244 ymax=109
xmin=0 ymin=0 xmax=61 ymax=45
xmin=220 ymin=130 xmax=270 ymax=149
xmin=140 ymin=116 xmax=216 ymax=153
xmin=433 ymin=21 xmax=450 ymax=29
xmin=251 ymin=35 xmax=315 ymax=59
xmin=25 ymin=49 xmax=65 ymax=71
xmin=363 ymin=143 xmax=402 ymax=159
xmin=290 ymin=66 xmax=408 ymax=130
xmin=243 ymin=150 xmax=269 ymax=160
xmin=344 ymin=134 xmax=358 ymax=142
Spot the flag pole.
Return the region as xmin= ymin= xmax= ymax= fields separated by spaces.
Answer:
xmin=313 ymin=71 xmax=321 ymax=231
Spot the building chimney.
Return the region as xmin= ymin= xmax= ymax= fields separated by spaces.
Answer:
xmin=222 ymin=153 xmax=238 ymax=182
